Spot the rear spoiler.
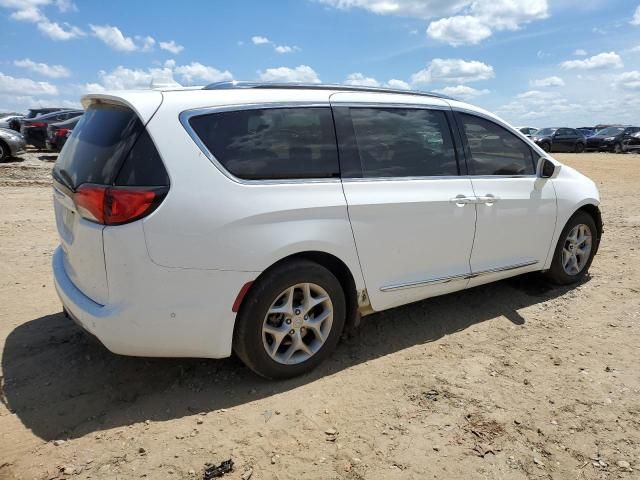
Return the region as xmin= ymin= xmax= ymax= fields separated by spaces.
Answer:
xmin=81 ymin=91 xmax=163 ymax=125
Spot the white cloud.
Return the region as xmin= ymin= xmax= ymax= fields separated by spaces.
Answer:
xmin=252 ymin=35 xmax=270 ymax=45
xmin=90 ymin=24 xmax=137 ymax=51
xmin=574 ymin=49 xmax=587 ymax=56
xmin=427 ymin=16 xmax=492 ymax=46
xmin=258 ymin=65 xmax=321 ymax=83
xmin=612 ymin=71 xmax=640 ymax=90
xmin=631 ymin=5 xmax=640 ymax=26
xmin=322 ymin=0 xmax=549 ymax=46
xmin=159 ymin=40 xmax=184 ymax=55
xmin=410 ymin=58 xmax=494 ymax=85
xmin=561 ymin=52 xmax=623 ymax=70
xmin=315 ymin=0 xmax=468 ymax=18
xmin=14 ymin=58 xmax=70 ymax=78
xmin=2 ymin=0 xmax=84 ymax=40
xmin=530 ymin=76 xmax=565 ymax=88
xmin=274 ymin=44 xmax=300 ymax=54
xmin=433 ymin=85 xmax=489 ymax=99
xmin=344 ymin=72 xmax=381 ymax=87
xmin=0 ymin=71 xmax=58 ymax=96
xmin=137 ymin=35 xmax=156 ymax=52
xmin=173 ymin=62 xmax=233 ymax=84
xmin=386 ymin=79 xmax=410 ymax=89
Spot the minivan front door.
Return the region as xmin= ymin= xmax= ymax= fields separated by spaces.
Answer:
xmin=456 ymin=112 xmax=557 ymax=287
xmin=331 ymin=94 xmax=477 ymax=311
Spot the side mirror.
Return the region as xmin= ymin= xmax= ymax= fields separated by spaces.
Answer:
xmin=538 ymin=157 xmax=556 ymax=178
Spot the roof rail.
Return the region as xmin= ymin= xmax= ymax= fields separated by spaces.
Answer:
xmin=203 ymin=81 xmax=450 ymax=99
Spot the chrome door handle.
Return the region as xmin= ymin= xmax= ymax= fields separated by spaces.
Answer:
xmin=477 ymin=194 xmax=499 ymax=205
xmin=450 ymin=195 xmax=474 ymax=206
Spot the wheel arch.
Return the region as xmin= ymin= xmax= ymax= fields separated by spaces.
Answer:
xmin=234 ymin=250 xmax=363 ymax=333
xmin=0 ymin=139 xmax=9 ymax=159
xmin=576 ymin=203 xmax=603 ymax=252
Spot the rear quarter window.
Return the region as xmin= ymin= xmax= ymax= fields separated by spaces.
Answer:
xmin=188 ymin=107 xmax=340 ymax=180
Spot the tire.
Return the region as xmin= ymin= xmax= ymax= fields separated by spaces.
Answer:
xmin=574 ymin=142 xmax=585 ymax=153
xmin=614 ymin=142 xmax=623 ymax=154
xmin=541 ymin=142 xmax=551 ymax=153
xmin=0 ymin=141 xmax=8 ymax=162
xmin=233 ymin=259 xmax=346 ymax=379
xmin=545 ymin=211 xmax=598 ymax=285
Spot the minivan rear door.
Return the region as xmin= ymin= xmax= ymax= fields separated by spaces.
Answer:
xmin=331 ymin=93 xmax=476 ymax=311
xmin=52 ymin=96 xmax=162 ymax=304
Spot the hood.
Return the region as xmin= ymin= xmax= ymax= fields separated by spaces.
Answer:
xmin=0 ymin=127 xmax=21 ymax=138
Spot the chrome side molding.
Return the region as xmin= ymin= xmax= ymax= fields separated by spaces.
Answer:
xmin=380 ymin=260 xmax=539 ymax=292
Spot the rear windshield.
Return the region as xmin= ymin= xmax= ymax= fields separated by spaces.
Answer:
xmin=53 ymin=103 xmax=168 ymax=189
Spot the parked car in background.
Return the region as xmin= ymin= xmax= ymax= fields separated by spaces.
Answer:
xmin=577 ymin=127 xmax=595 ymax=138
xmin=0 ymin=115 xmax=24 ymax=130
xmin=0 ymin=127 xmax=26 ymax=161
xmin=24 ymin=107 xmax=66 ymax=120
xmin=622 ymin=130 xmax=640 ymax=153
xmin=532 ymin=127 xmax=586 ymax=153
xmin=52 ymin=82 xmax=602 ymax=379
xmin=517 ymin=126 xmax=538 ymax=138
xmin=46 ymin=115 xmax=82 ymax=151
xmin=21 ymin=110 xmax=83 ymax=149
xmin=586 ymin=126 xmax=640 ymax=153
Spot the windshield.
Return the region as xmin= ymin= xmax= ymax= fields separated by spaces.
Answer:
xmin=596 ymin=127 xmax=625 ymax=136
xmin=536 ymin=128 xmax=556 ymax=136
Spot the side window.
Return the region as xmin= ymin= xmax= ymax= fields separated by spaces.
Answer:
xmin=188 ymin=107 xmax=339 ymax=180
xmin=337 ymin=107 xmax=458 ymax=178
xmin=459 ymin=113 xmax=535 ymax=176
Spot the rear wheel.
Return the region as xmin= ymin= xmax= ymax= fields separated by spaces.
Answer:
xmin=233 ymin=259 xmax=346 ymax=379
xmin=614 ymin=142 xmax=623 ymax=154
xmin=0 ymin=141 xmax=8 ymax=162
xmin=574 ymin=142 xmax=585 ymax=153
xmin=545 ymin=211 xmax=597 ymax=285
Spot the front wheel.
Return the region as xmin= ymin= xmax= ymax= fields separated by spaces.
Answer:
xmin=574 ymin=142 xmax=585 ymax=153
xmin=233 ymin=259 xmax=346 ymax=379
xmin=541 ymin=142 xmax=551 ymax=153
xmin=614 ymin=142 xmax=623 ymax=154
xmin=545 ymin=211 xmax=598 ymax=285
xmin=0 ymin=141 xmax=8 ymax=162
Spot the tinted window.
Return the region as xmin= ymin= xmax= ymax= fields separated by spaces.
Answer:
xmin=556 ymin=128 xmax=570 ymax=136
xmin=460 ymin=113 xmax=535 ymax=176
xmin=189 ymin=107 xmax=339 ymax=180
xmin=338 ymin=107 xmax=458 ymax=178
xmin=53 ymin=103 xmax=168 ymax=189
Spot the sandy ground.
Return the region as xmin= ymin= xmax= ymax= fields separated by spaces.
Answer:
xmin=0 ymin=150 xmax=639 ymax=480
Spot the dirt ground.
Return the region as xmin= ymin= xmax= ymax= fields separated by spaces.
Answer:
xmin=1 ymin=150 xmax=639 ymax=480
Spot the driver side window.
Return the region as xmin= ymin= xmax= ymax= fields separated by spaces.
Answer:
xmin=460 ymin=113 xmax=535 ymax=176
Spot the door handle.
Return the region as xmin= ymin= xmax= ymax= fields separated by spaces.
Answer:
xmin=450 ymin=195 xmax=474 ymax=206
xmin=477 ymin=194 xmax=499 ymax=205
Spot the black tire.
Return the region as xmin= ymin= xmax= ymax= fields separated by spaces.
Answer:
xmin=233 ymin=259 xmax=346 ymax=379
xmin=0 ymin=141 xmax=8 ymax=162
xmin=614 ymin=142 xmax=623 ymax=154
xmin=545 ymin=211 xmax=598 ymax=285
xmin=541 ymin=142 xmax=551 ymax=153
xmin=574 ymin=142 xmax=585 ymax=153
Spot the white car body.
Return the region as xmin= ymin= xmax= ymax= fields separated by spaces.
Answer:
xmin=52 ymin=84 xmax=601 ymax=360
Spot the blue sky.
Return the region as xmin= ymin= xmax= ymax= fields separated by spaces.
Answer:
xmin=1 ymin=0 xmax=640 ymax=127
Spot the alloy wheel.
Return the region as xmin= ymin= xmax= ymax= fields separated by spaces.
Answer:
xmin=262 ymin=283 xmax=333 ymax=365
xmin=561 ymin=224 xmax=592 ymax=275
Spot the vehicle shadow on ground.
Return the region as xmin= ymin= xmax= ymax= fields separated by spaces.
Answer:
xmin=37 ymin=154 xmax=58 ymax=162
xmin=0 ymin=156 xmax=25 ymax=164
xmin=1 ymin=273 xmax=581 ymax=441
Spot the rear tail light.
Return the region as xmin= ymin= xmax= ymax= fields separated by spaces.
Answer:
xmin=74 ymin=184 xmax=168 ymax=225
xmin=26 ymin=122 xmax=46 ymax=128
xmin=55 ymin=128 xmax=70 ymax=137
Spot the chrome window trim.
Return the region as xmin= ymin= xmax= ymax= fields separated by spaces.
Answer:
xmin=380 ymin=260 xmax=539 ymax=292
xmin=342 ymin=174 xmax=537 ymax=183
xmin=179 ymin=102 xmax=341 ymax=186
xmin=330 ymin=102 xmax=450 ymax=111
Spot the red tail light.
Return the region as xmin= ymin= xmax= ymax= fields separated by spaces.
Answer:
xmin=74 ymin=184 xmax=167 ymax=225
xmin=27 ymin=121 xmax=46 ymax=128
xmin=56 ymin=128 xmax=70 ymax=137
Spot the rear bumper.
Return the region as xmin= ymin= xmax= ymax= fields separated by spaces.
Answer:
xmin=53 ymin=244 xmax=256 ymax=359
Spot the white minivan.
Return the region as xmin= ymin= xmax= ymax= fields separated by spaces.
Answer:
xmin=52 ymin=82 xmax=602 ymax=378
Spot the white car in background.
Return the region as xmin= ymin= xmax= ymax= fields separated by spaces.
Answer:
xmin=52 ymin=82 xmax=602 ymax=378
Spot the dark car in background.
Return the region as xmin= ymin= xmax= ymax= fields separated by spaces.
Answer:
xmin=577 ymin=127 xmax=595 ymax=138
xmin=20 ymin=110 xmax=83 ymax=149
xmin=24 ymin=107 xmax=66 ymax=120
xmin=622 ymin=131 xmax=640 ymax=153
xmin=586 ymin=126 xmax=640 ymax=153
xmin=46 ymin=115 xmax=82 ymax=151
xmin=532 ymin=127 xmax=586 ymax=153
xmin=518 ymin=126 xmax=538 ymax=138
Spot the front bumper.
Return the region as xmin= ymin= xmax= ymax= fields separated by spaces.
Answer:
xmin=4 ymin=135 xmax=26 ymax=155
